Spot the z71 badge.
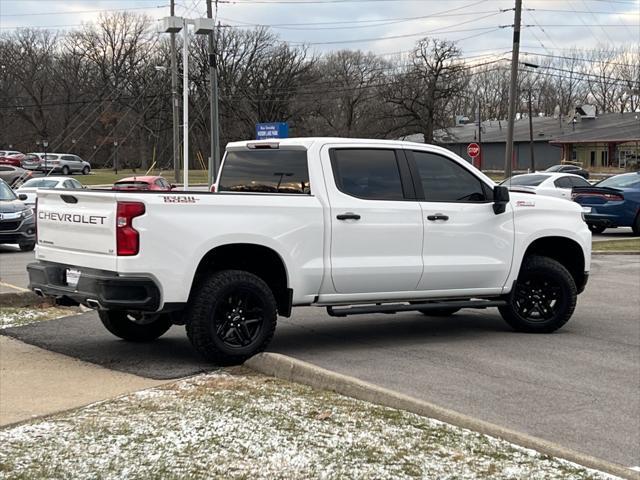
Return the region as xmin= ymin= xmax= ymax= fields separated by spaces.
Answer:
xmin=162 ymin=195 xmax=199 ymax=204
xmin=516 ymin=200 xmax=536 ymax=207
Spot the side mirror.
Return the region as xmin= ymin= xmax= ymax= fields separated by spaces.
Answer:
xmin=18 ymin=193 xmax=28 ymax=201
xmin=493 ymin=185 xmax=510 ymax=214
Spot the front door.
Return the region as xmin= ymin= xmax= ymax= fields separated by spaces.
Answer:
xmin=406 ymin=149 xmax=514 ymax=293
xmin=325 ymin=147 xmax=423 ymax=294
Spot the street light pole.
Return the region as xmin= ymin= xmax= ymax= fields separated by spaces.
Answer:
xmin=528 ymin=89 xmax=535 ymax=172
xmin=42 ymin=139 xmax=49 ymax=173
xmin=206 ymin=0 xmax=221 ymax=188
xmin=182 ymin=19 xmax=189 ymax=189
xmin=114 ymin=140 xmax=119 ymax=175
xmin=170 ymin=0 xmax=180 ymax=184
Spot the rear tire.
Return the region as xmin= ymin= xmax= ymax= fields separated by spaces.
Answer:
xmin=410 ymin=302 xmax=461 ymax=316
xmin=588 ymin=224 xmax=606 ymax=234
xmin=499 ymin=255 xmax=576 ymax=333
xmin=61 ymin=166 xmax=70 ymax=175
xmin=99 ymin=311 xmax=172 ymax=342
xmin=185 ymin=270 xmax=277 ymax=365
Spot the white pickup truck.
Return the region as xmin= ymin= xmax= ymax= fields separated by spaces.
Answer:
xmin=28 ymin=138 xmax=591 ymax=364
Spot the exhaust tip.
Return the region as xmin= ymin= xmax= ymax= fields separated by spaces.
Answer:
xmin=86 ymin=299 xmax=102 ymax=309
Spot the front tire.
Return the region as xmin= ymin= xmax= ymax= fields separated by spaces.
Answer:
xmin=499 ymin=256 xmax=577 ymax=333
xmin=19 ymin=242 xmax=35 ymax=252
xmin=186 ymin=270 xmax=277 ymax=365
xmin=588 ymin=224 xmax=606 ymax=234
xmin=99 ymin=311 xmax=172 ymax=342
xmin=82 ymin=166 xmax=90 ymax=175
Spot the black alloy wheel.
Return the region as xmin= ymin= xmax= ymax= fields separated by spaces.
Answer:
xmin=186 ymin=270 xmax=278 ymax=365
xmin=214 ymin=288 xmax=266 ymax=349
xmin=499 ymin=255 xmax=576 ymax=333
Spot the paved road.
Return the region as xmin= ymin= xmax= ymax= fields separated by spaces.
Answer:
xmin=1 ymin=251 xmax=638 ymax=467
xmin=0 ymin=245 xmax=32 ymax=293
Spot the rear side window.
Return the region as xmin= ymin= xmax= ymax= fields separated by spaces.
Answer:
xmin=554 ymin=177 xmax=572 ymax=188
xmin=569 ymin=176 xmax=590 ymax=187
xmin=331 ymin=149 xmax=405 ymax=201
xmin=219 ymin=150 xmax=310 ymax=194
xmin=412 ymin=151 xmax=487 ymax=202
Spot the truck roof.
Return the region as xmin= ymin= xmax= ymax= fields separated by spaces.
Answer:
xmin=225 ymin=137 xmax=428 ymax=150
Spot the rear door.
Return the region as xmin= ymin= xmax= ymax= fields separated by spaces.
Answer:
xmin=552 ymin=176 xmax=573 ymax=199
xmin=407 ymin=149 xmax=514 ymax=293
xmin=36 ymin=190 xmax=118 ymax=271
xmin=325 ymin=146 xmax=423 ymax=294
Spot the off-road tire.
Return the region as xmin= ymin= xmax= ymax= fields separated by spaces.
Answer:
xmin=99 ymin=310 xmax=172 ymax=342
xmin=185 ymin=270 xmax=277 ymax=365
xmin=588 ymin=224 xmax=606 ymax=234
xmin=82 ymin=166 xmax=90 ymax=175
xmin=19 ymin=242 xmax=35 ymax=252
xmin=61 ymin=165 xmax=71 ymax=175
xmin=499 ymin=255 xmax=576 ymax=333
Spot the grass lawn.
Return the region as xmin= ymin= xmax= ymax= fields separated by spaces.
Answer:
xmin=592 ymin=238 xmax=640 ymax=252
xmin=0 ymin=371 xmax=616 ymax=479
xmin=0 ymin=306 xmax=77 ymax=329
xmin=80 ymin=169 xmax=210 ymax=186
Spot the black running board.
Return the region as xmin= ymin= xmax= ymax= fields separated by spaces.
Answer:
xmin=326 ymin=299 xmax=508 ymax=317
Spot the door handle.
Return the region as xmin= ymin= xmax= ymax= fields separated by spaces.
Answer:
xmin=336 ymin=212 xmax=361 ymax=220
xmin=427 ymin=213 xmax=449 ymax=221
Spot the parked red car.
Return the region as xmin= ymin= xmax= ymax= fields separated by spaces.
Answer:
xmin=112 ymin=176 xmax=175 ymax=191
xmin=0 ymin=153 xmax=25 ymax=168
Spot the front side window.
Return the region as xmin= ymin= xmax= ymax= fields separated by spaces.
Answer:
xmin=219 ymin=150 xmax=310 ymax=194
xmin=413 ymin=151 xmax=487 ymax=202
xmin=331 ymin=149 xmax=405 ymax=201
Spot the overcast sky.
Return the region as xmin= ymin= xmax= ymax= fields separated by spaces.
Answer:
xmin=1 ymin=0 xmax=638 ymax=60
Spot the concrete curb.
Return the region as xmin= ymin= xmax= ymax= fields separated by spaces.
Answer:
xmin=245 ymin=352 xmax=639 ymax=480
xmin=592 ymin=251 xmax=639 ymax=255
xmin=0 ymin=291 xmax=52 ymax=308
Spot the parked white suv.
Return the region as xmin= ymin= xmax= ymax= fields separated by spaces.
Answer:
xmin=23 ymin=153 xmax=91 ymax=175
xmin=28 ymin=138 xmax=591 ymax=364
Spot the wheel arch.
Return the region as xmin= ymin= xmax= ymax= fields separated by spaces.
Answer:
xmin=522 ymin=236 xmax=587 ymax=293
xmin=191 ymin=243 xmax=292 ymax=317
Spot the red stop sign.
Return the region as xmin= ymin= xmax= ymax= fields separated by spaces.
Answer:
xmin=467 ymin=143 xmax=480 ymax=158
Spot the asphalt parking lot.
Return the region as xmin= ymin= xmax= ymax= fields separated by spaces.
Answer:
xmin=1 ymin=246 xmax=638 ymax=468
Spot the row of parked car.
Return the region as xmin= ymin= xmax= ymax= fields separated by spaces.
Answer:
xmin=0 ymin=150 xmax=92 ymax=178
xmin=502 ymin=166 xmax=640 ymax=235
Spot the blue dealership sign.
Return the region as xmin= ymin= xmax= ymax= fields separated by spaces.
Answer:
xmin=256 ymin=122 xmax=289 ymax=140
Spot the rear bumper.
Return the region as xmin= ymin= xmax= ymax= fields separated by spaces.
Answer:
xmin=27 ymin=261 xmax=161 ymax=311
xmin=584 ymin=213 xmax=618 ymax=228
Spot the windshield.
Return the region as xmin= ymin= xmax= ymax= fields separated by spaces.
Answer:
xmin=501 ymin=174 xmax=550 ymax=187
xmin=597 ymin=174 xmax=640 ymax=189
xmin=21 ymin=179 xmax=59 ymax=188
xmin=0 ymin=180 xmax=17 ymax=201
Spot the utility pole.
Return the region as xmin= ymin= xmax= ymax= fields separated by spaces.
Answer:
xmin=170 ymin=0 xmax=180 ymax=183
xmin=504 ymin=0 xmax=522 ymax=179
xmin=206 ymin=0 xmax=221 ymax=188
xmin=528 ymin=89 xmax=535 ymax=172
xmin=477 ymin=100 xmax=482 ymax=170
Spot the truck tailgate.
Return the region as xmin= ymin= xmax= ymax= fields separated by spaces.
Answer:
xmin=36 ymin=189 xmax=118 ymax=271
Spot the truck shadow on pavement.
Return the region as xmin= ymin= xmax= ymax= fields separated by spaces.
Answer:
xmin=2 ymin=309 xmax=513 ymax=380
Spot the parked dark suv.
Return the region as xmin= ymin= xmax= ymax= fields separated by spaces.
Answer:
xmin=0 ymin=178 xmax=36 ymax=251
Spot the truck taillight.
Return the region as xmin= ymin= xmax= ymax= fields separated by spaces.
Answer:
xmin=116 ymin=201 xmax=145 ymax=256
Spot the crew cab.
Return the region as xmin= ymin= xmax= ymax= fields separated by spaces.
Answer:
xmin=28 ymin=138 xmax=591 ymax=364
